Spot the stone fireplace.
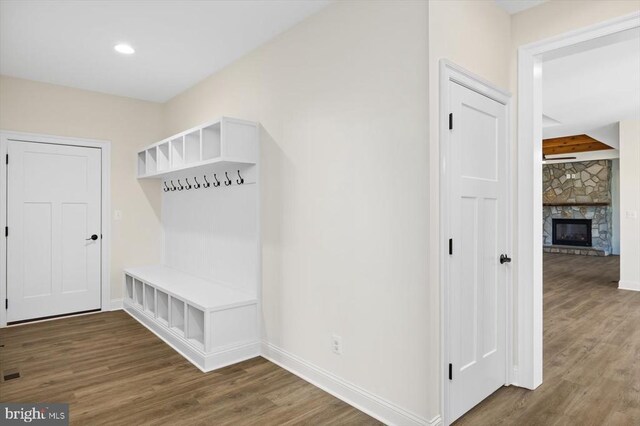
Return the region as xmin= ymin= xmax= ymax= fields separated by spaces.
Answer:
xmin=543 ymin=160 xmax=612 ymax=256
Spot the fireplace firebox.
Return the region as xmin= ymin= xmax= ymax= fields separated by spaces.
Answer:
xmin=552 ymin=218 xmax=592 ymax=247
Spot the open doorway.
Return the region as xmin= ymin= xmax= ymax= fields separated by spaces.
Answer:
xmin=537 ymin=29 xmax=639 ymax=421
xmin=540 ymin=25 xmax=637 ymax=317
xmin=515 ymin=12 xmax=640 ymax=392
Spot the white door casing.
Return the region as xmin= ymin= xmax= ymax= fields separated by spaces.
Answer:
xmin=440 ymin=60 xmax=511 ymax=425
xmin=6 ymin=140 xmax=102 ymax=322
xmin=516 ymin=11 xmax=640 ymax=391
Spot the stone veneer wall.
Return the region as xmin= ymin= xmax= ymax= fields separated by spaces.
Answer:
xmin=543 ymin=160 xmax=612 ymax=255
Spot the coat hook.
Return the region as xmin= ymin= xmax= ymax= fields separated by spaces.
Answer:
xmin=177 ymin=179 xmax=184 ymax=191
xmin=224 ymin=172 xmax=232 ymax=186
xmin=170 ymin=180 xmax=177 ymax=191
xmin=236 ymin=170 xmax=244 ymax=185
xmin=213 ymin=173 xmax=221 ymax=187
xmin=193 ymin=177 xmax=201 ymax=189
xmin=203 ymin=175 xmax=211 ymax=188
xmin=185 ymin=178 xmax=192 ymax=190
xmin=163 ymin=182 xmax=170 ymax=192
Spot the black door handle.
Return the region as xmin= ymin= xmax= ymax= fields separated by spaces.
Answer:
xmin=86 ymin=234 xmax=98 ymax=241
xmin=500 ymin=254 xmax=511 ymax=264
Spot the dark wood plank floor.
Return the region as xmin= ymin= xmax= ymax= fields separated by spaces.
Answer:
xmin=0 ymin=311 xmax=380 ymax=425
xmin=456 ymin=253 xmax=640 ymax=425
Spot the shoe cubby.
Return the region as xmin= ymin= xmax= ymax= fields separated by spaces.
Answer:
xmin=134 ymin=279 xmax=144 ymax=308
xmin=144 ymin=284 xmax=155 ymax=316
xmin=187 ymin=305 xmax=205 ymax=350
xmin=170 ymin=297 xmax=185 ymax=337
xmin=125 ymin=275 xmax=133 ymax=302
xmin=156 ymin=290 xmax=169 ymax=326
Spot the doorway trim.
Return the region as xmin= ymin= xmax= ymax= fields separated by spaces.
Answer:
xmin=0 ymin=130 xmax=111 ymax=327
xmin=516 ymin=11 xmax=640 ymax=391
xmin=439 ymin=60 xmax=513 ymax=426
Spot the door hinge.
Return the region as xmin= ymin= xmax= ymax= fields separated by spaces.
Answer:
xmin=449 ymin=363 xmax=453 ymax=380
xmin=4 ymin=226 xmax=7 ymax=237
xmin=449 ymin=238 xmax=453 ymax=255
xmin=5 ymin=299 xmax=7 ymax=310
xmin=5 ymin=154 xmax=8 ymax=165
xmin=449 ymin=113 xmax=453 ymax=130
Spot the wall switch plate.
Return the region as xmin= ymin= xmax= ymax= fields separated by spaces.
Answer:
xmin=626 ymin=210 xmax=638 ymax=219
xmin=331 ymin=334 xmax=342 ymax=355
xmin=113 ymin=210 xmax=123 ymax=220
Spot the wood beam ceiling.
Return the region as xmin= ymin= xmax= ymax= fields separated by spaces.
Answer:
xmin=543 ymin=134 xmax=613 ymax=155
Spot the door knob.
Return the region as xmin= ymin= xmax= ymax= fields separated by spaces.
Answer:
xmin=86 ymin=234 xmax=98 ymax=241
xmin=500 ymin=254 xmax=511 ymax=264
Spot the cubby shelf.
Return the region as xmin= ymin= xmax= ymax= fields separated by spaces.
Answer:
xmin=136 ymin=117 xmax=258 ymax=179
xmin=126 ymin=115 xmax=260 ymax=373
xmin=123 ymin=266 xmax=259 ymax=372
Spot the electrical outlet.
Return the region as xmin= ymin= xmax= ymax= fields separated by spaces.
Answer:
xmin=113 ymin=210 xmax=123 ymax=220
xmin=331 ymin=334 xmax=342 ymax=355
xmin=572 ymin=173 xmax=577 ymax=179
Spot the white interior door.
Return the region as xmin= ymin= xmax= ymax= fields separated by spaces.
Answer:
xmin=6 ymin=140 xmax=102 ymax=322
xmin=448 ymin=81 xmax=509 ymax=423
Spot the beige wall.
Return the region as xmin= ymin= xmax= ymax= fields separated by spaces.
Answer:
xmin=0 ymin=76 xmax=164 ymax=302
xmin=427 ymin=0 xmax=511 ymax=411
xmin=164 ymin=0 xmax=433 ymax=420
xmin=619 ymin=120 xmax=640 ymax=290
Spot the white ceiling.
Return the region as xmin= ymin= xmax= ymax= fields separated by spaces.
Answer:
xmin=542 ymin=28 xmax=640 ymax=143
xmin=494 ymin=0 xmax=547 ymax=15
xmin=0 ymin=0 xmax=330 ymax=102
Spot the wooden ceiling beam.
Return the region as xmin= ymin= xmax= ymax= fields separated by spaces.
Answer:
xmin=542 ymin=134 xmax=613 ymax=155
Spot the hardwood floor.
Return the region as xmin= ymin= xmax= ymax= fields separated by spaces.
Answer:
xmin=456 ymin=253 xmax=640 ymax=425
xmin=2 ymin=253 xmax=638 ymax=425
xmin=0 ymin=311 xmax=380 ymax=425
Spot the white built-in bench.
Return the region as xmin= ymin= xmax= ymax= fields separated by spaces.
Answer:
xmin=126 ymin=116 xmax=260 ymax=372
xmin=123 ymin=265 xmax=259 ymax=372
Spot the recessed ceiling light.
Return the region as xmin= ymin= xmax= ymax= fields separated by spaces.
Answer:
xmin=114 ymin=43 xmax=135 ymax=55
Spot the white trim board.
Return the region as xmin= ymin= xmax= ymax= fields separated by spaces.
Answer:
xmin=0 ymin=130 xmax=112 ymax=327
xmin=618 ymin=280 xmax=640 ymax=292
xmin=261 ymin=341 xmax=440 ymax=426
xmin=438 ymin=60 xmax=513 ymax=426
xmin=516 ymin=11 xmax=640 ymax=390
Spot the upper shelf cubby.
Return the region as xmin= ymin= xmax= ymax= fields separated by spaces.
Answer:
xmin=137 ymin=116 xmax=258 ymax=179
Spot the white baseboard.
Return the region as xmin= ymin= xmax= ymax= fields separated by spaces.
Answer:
xmin=261 ymin=341 xmax=440 ymax=426
xmin=110 ymin=298 xmax=123 ymax=310
xmin=619 ymin=280 xmax=640 ymax=291
xmin=510 ymin=366 xmax=520 ymax=387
